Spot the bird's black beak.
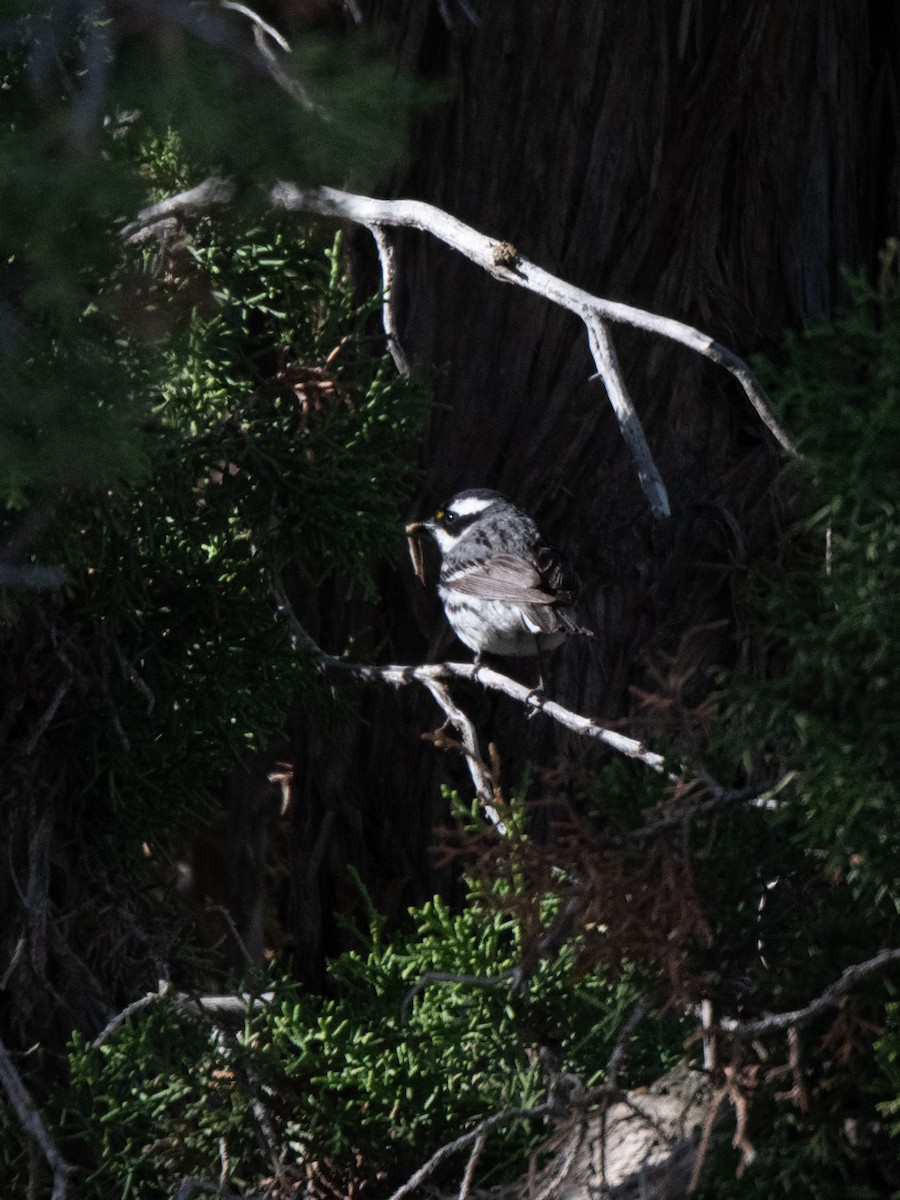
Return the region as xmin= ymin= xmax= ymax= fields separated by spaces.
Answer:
xmin=405 ymin=520 xmax=431 ymax=585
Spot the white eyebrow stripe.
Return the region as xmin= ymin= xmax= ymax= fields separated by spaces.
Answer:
xmin=449 ymin=496 xmax=495 ymax=517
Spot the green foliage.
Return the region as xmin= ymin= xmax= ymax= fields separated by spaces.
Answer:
xmin=30 ymin=204 xmax=427 ymax=838
xmin=699 ymin=1109 xmax=883 ymax=1200
xmin=693 ymin=273 xmax=900 ymax=1195
xmin=875 ymin=1002 xmax=900 ymax=1132
xmin=0 ymin=52 xmax=428 ymax=1078
xmin=59 ymin=880 xmax=673 ymax=1198
xmin=0 ymin=5 xmax=434 ymax=502
xmin=736 ymin=275 xmax=900 ymax=908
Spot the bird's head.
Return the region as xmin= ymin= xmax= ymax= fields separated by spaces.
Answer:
xmin=405 ymin=488 xmax=507 ymax=580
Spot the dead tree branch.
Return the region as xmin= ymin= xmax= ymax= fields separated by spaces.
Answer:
xmin=269 ymin=183 xmax=797 ymax=460
xmin=420 ymin=676 xmax=508 ymax=834
xmin=122 ymin=179 xmax=794 ymax=520
xmin=586 ymin=313 xmax=670 ymax=517
xmin=120 ymin=177 xmax=237 ymax=242
xmin=271 ymin=584 xmax=787 ymax=844
xmin=387 ymin=1100 xmax=555 ymax=1200
xmin=222 ymin=0 xmax=329 ymax=117
xmin=272 ymin=575 xmax=668 ymax=770
xmin=92 ymin=983 xmax=172 ymax=1048
xmin=92 ymin=986 xmax=275 ymax=1048
xmin=720 ymin=946 xmax=900 ymax=1039
xmin=370 ymin=223 xmax=411 ymax=376
xmin=0 ymin=1031 xmax=74 ymax=1200
xmin=339 ymin=658 xmax=669 ymax=769
xmin=624 ymin=774 xmax=793 ymax=843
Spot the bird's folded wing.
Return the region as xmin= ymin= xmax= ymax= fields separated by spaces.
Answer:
xmin=441 ymin=554 xmax=573 ymax=604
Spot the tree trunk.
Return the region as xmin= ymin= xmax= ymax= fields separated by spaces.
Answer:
xmin=279 ymin=0 xmax=900 ymax=973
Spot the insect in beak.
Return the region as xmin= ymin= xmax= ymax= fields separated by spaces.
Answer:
xmin=405 ymin=521 xmax=428 ymax=585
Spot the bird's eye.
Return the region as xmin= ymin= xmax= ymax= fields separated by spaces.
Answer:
xmin=442 ymin=510 xmax=457 ymax=526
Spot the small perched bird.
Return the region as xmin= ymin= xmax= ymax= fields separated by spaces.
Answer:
xmin=406 ymin=488 xmax=591 ymax=685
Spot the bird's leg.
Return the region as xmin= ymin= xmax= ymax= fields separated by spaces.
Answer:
xmin=524 ymin=638 xmax=548 ymax=717
xmin=473 ymin=650 xmax=485 ymax=680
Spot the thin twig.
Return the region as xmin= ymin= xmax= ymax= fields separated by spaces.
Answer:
xmin=370 ymin=224 xmax=410 ymax=376
xmin=687 ymin=1085 xmax=727 ymax=1195
xmin=605 ymin=995 xmax=654 ymax=1090
xmin=0 ymin=1032 xmax=74 ymax=1200
xmin=92 ymin=986 xmax=274 ymax=1048
xmin=420 ymin=677 xmax=496 ymax=807
xmin=25 ymin=679 xmax=71 ymax=754
xmin=402 ymin=969 xmax=514 ymax=1019
xmin=457 ymin=1130 xmax=487 ymax=1200
xmin=626 ymin=775 xmax=793 ymax=841
xmin=207 ymin=902 xmax=257 ymax=969
xmin=92 ymin=981 xmax=172 ymax=1048
xmin=220 ymin=0 xmax=289 ymax=51
xmin=249 ymin=18 xmax=328 ymax=117
xmin=720 ymin=946 xmax=900 ymax=1038
xmin=0 ymin=936 xmax=26 ymax=990
xmin=386 ymin=1102 xmax=555 ymax=1200
xmin=270 ymin=583 xmax=341 ymax=665
xmin=220 ymin=0 xmax=328 ymax=118
xmin=586 ymin=314 xmax=670 ymax=518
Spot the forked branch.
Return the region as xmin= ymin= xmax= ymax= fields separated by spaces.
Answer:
xmin=122 ymin=178 xmax=794 ymax=520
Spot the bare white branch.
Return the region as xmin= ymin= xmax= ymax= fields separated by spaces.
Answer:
xmin=92 ymin=980 xmax=171 ymax=1048
xmin=121 ymin=177 xmax=794 ymax=520
xmin=270 ymin=182 xmax=798 ymax=464
xmin=586 ymin=313 xmax=670 ymax=518
xmin=419 ymin=677 xmax=503 ymax=828
xmin=220 ymin=0 xmax=290 ymax=52
xmin=457 ymin=1130 xmax=486 ymax=1200
xmin=339 ymin=658 xmax=668 ymax=771
xmin=269 ymin=581 xmax=668 ymax=772
xmin=120 ymin=177 xmax=237 ymax=242
xmin=92 ymin=986 xmax=275 ymax=1049
xmin=370 ymin=224 xmax=411 ymax=376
